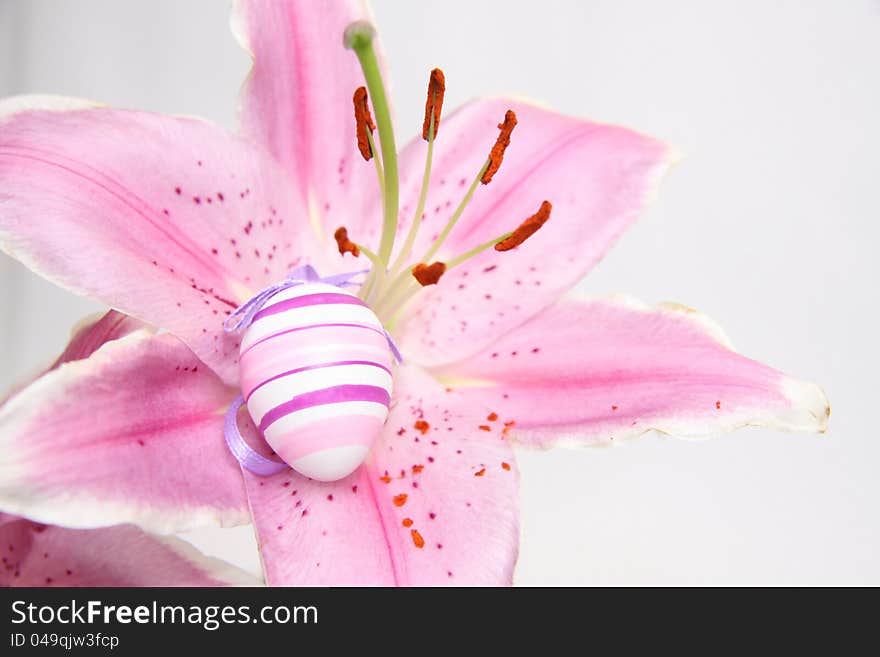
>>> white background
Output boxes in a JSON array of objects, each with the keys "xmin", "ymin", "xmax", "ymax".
[{"xmin": 0, "ymin": 0, "xmax": 876, "ymax": 585}]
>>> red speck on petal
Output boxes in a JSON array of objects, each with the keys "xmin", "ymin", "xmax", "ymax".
[
  {"xmin": 393, "ymin": 494, "xmax": 408, "ymax": 507},
  {"xmin": 478, "ymin": 425, "xmax": 491, "ymax": 432},
  {"xmin": 716, "ymin": 400, "xmax": 722, "ymax": 409},
  {"xmin": 487, "ymin": 412, "xmax": 499, "ymax": 422},
  {"xmin": 612, "ymin": 405, "xmax": 619, "ymax": 411},
  {"xmin": 414, "ymin": 420, "xmax": 430, "ymax": 435},
  {"xmin": 402, "ymin": 518, "xmax": 413, "ymax": 528},
  {"xmin": 412, "ymin": 465, "xmax": 424, "ymax": 474},
  {"xmin": 380, "ymin": 475, "xmax": 392, "ymax": 484},
  {"xmin": 502, "ymin": 462, "xmax": 511, "ymax": 471},
  {"xmin": 411, "ymin": 529, "xmax": 425, "ymax": 549},
  {"xmin": 474, "ymin": 468, "xmax": 486, "ymax": 477}
]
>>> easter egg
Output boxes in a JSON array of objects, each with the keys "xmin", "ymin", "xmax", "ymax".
[{"xmin": 238, "ymin": 281, "xmax": 393, "ymax": 481}]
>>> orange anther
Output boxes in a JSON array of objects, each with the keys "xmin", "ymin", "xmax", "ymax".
[
  {"xmin": 481, "ymin": 110, "xmax": 517, "ymax": 184},
  {"xmin": 353, "ymin": 86, "xmax": 375, "ymax": 161},
  {"xmin": 412, "ymin": 261, "xmax": 447, "ymax": 286},
  {"xmin": 495, "ymin": 201, "xmax": 552, "ymax": 251},
  {"xmin": 334, "ymin": 226, "xmax": 360, "ymax": 257},
  {"xmin": 422, "ymin": 68, "xmax": 446, "ymax": 140}
]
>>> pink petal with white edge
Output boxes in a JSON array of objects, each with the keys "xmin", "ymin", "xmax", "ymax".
[
  {"xmin": 0, "ymin": 514, "xmax": 257, "ymax": 587},
  {"xmin": 0, "ymin": 309, "xmax": 147, "ymax": 406},
  {"xmin": 233, "ymin": 0, "xmax": 389, "ymax": 246},
  {"xmin": 49, "ymin": 310, "xmax": 150, "ymax": 370},
  {"xmin": 0, "ymin": 330, "xmax": 248, "ymax": 533},
  {"xmin": 392, "ymin": 98, "xmax": 676, "ymax": 367},
  {"xmin": 242, "ymin": 366, "xmax": 519, "ymax": 586},
  {"xmin": 0, "ymin": 96, "xmax": 320, "ymax": 385},
  {"xmin": 433, "ymin": 297, "xmax": 829, "ymax": 447}
]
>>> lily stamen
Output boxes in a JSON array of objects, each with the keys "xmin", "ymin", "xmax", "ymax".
[
  {"xmin": 353, "ymin": 86, "xmax": 375, "ymax": 161},
  {"xmin": 412, "ymin": 261, "xmax": 446, "ymax": 286},
  {"xmin": 419, "ymin": 109, "xmax": 516, "ymax": 265},
  {"xmin": 481, "ymin": 110, "xmax": 517, "ymax": 185},
  {"xmin": 386, "ymin": 69, "xmax": 445, "ymax": 289},
  {"xmin": 495, "ymin": 200, "xmax": 552, "ymax": 251},
  {"xmin": 371, "ymin": 106, "xmax": 520, "ymax": 317},
  {"xmin": 422, "ymin": 68, "xmax": 445, "ymax": 140},
  {"xmin": 334, "ymin": 226, "xmax": 360, "ymax": 257},
  {"xmin": 376, "ymin": 201, "xmax": 553, "ymax": 324}
]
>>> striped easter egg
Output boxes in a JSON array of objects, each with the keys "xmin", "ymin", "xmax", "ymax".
[{"xmin": 238, "ymin": 281, "xmax": 393, "ymax": 482}]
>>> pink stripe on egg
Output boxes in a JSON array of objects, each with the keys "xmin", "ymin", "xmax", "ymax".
[
  {"xmin": 244, "ymin": 360, "xmax": 391, "ymax": 403},
  {"xmin": 269, "ymin": 414, "xmax": 384, "ymax": 463},
  {"xmin": 240, "ymin": 322, "xmax": 386, "ymax": 357},
  {"xmin": 253, "ymin": 292, "xmax": 366, "ymax": 322},
  {"xmin": 259, "ymin": 384, "xmax": 391, "ymax": 431}
]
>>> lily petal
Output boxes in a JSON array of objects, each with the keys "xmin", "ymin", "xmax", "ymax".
[
  {"xmin": 49, "ymin": 310, "xmax": 150, "ymax": 370},
  {"xmin": 233, "ymin": 0, "xmax": 388, "ymax": 244},
  {"xmin": 242, "ymin": 366, "xmax": 519, "ymax": 586},
  {"xmin": 433, "ymin": 297, "xmax": 829, "ymax": 446},
  {"xmin": 0, "ymin": 309, "xmax": 147, "ymax": 406},
  {"xmin": 0, "ymin": 330, "xmax": 248, "ymax": 533},
  {"xmin": 0, "ymin": 96, "xmax": 316, "ymax": 385},
  {"xmin": 393, "ymin": 98, "xmax": 675, "ymax": 366},
  {"xmin": 0, "ymin": 513, "xmax": 257, "ymax": 586}
]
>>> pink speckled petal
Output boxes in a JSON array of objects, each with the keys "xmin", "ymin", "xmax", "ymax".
[
  {"xmin": 0, "ymin": 514, "xmax": 256, "ymax": 587},
  {"xmin": 0, "ymin": 330, "xmax": 248, "ymax": 533},
  {"xmin": 393, "ymin": 98, "xmax": 675, "ymax": 367},
  {"xmin": 0, "ymin": 96, "xmax": 318, "ymax": 385},
  {"xmin": 242, "ymin": 365, "xmax": 519, "ymax": 586},
  {"xmin": 433, "ymin": 297, "xmax": 830, "ymax": 446},
  {"xmin": 233, "ymin": 0, "xmax": 388, "ymax": 245}
]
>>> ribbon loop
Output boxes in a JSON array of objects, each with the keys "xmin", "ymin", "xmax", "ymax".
[{"xmin": 224, "ymin": 396, "xmax": 288, "ymax": 476}]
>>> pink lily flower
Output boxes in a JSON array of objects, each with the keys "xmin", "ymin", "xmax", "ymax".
[{"xmin": 0, "ymin": 0, "xmax": 828, "ymax": 586}]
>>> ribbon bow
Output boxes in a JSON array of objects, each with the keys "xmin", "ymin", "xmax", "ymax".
[
  {"xmin": 223, "ymin": 264, "xmax": 369, "ymax": 333},
  {"xmin": 222, "ymin": 264, "xmax": 402, "ymax": 363}
]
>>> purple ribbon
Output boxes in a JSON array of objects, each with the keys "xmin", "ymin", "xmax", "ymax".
[
  {"xmin": 222, "ymin": 263, "xmax": 402, "ymax": 363},
  {"xmin": 223, "ymin": 264, "xmax": 368, "ymax": 333},
  {"xmin": 224, "ymin": 396, "xmax": 288, "ymax": 476}
]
